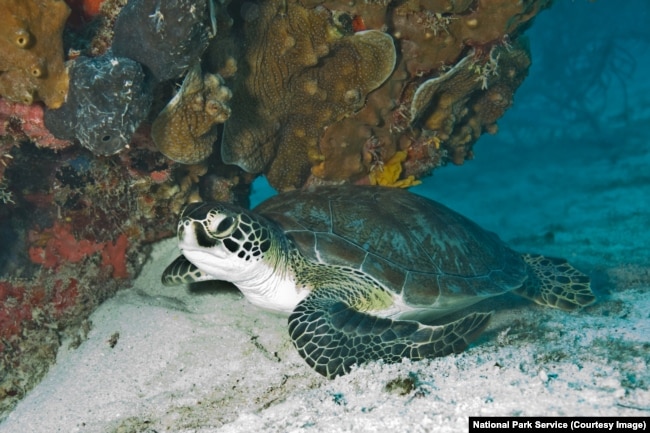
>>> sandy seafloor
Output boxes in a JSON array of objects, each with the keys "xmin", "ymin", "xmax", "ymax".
[{"xmin": 2, "ymin": 3, "xmax": 650, "ymax": 433}]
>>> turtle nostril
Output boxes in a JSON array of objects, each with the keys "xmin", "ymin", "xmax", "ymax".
[{"xmin": 177, "ymin": 223, "xmax": 186, "ymax": 240}]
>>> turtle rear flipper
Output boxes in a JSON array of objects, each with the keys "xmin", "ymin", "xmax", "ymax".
[
  {"xmin": 515, "ymin": 253, "xmax": 595, "ymax": 311},
  {"xmin": 162, "ymin": 255, "xmax": 216, "ymax": 286},
  {"xmin": 288, "ymin": 294, "xmax": 491, "ymax": 378}
]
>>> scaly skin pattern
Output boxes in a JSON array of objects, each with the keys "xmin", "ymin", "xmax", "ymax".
[{"xmin": 287, "ymin": 253, "xmax": 492, "ymax": 378}]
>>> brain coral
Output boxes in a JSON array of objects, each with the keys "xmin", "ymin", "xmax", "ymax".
[
  {"xmin": 208, "ymin": 0, "xmax": 547, "ymax": 191},
  {"xmin": 0, "ymin": 0, "xmax": 70, "ymax": 108}
]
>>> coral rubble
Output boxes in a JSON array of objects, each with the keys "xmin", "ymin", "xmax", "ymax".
[
  {"xmin": 0, "ymin": 0, "xmax": 70, "ymax": 108},
  {"xmin": 43, "ymin": 54, "xmax": 152, "ymax": 155}
]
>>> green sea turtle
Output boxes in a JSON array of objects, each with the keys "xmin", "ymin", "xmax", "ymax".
[{"xmin": 162, "ymin": 185, "xmax": 595, "ymax": 378}]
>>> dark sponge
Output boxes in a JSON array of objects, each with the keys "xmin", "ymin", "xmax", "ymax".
[
  {"xmin": 44, "ymin": 53, "xmax": 152, "ymax": 156},
  {"xmin": 112, "ymin": 0, "xmax": 211, "ymax": 83}
]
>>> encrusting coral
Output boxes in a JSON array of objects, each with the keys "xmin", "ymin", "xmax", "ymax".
[
  {"xmin": 210, "ymin": 0, "xmax": 548, "ymax": 190},
  {"xmin": 407, "ymin": 42, "xmax": 531, "ymax": 166},
  {"xmin": 28, "ymin": 221, "xmax": 129, "ymax": 279},
  {"xmin": 0, "ymin": 0, "xmax": 70, "ymax": 108},
  {"xmin": 368, "ymin": 150, "xmax": 421, "ymax": 188},
  {"xmin": 152, "ymin": 63, "xmax": 232, "ymax": 164},
  {"xmin": 0, "ymin": 99, "xmax": 73, "ymax": 152},
  {"xmin": 218, "ymin": 0, "xmax": 396, "ymax": 191}
]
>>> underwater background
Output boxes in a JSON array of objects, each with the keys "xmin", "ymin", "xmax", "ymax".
[{"xmin": 1, "ymin": 0, "xmax": 649, "ymax": 431}]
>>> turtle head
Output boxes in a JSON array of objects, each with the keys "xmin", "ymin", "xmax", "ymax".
[{"xmin": 177, "ymin": 202, "xmax": 277, "ymax": 281}]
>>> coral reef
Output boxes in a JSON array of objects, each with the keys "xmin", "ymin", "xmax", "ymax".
[
  {"xmin": 0, "ymin": 133, "xmax": 220, "ymax": 418},
  {"xmin": 218, "ymin": 0, "xmax": 396, "ymax": 190},
  {"xmin": 0, "ymin": 278, "xmax": 64, "ymax": 413},
  {"xmin": 43, "ymin": 53, "xmax": 152, "ymax": 156},
  {"xmin": 211, "ymin": 0, "xmax": 546, "ymax": 190},
  {"xmin": 65, "ymin": 0, "xmax": 107, "ymax": 28},
  {"xmin": 28, "ymin": 221, "xmax": 129, "ymax": 279},
  {"xmin": 407, "ymin": 42, "xmax": 531, "ymax": 167},
  {"xmin": 0, "ymin": 99, "xmax": 73, "ymax": 151},
  {"xmin": 367, "ymin": 150, "xmax": 421, "ymax": 188},
  {"xmin": 152, "ymin": 63, "xmax": 232, "ymax": 164},
  {"xmin": 0, "ymin": 0, "xmax": 70, "ymax": 108},
  {"xmin": 85, "ymin": 0, "xmax": 129, "ymax": 56},
  {"xmin": 112, "ymin": 0, "xmax": 211, "ymax": 82}
]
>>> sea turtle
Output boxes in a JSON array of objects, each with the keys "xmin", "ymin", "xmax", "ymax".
[{"xmin": 162, "ymin": 185, "xmax": 595, "ymax": 378}]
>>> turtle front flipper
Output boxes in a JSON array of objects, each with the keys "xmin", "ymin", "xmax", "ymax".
[
  {"xmin": 162, "ymin": 255, "xmax": 216, "ymax": 286},
  {"xmin": 516, "ymin": 253, "xmax": 595, "ymax": 311},
  {"xmin": 288, "ymin": 293, "xmax": 491, "ymax": 378}
]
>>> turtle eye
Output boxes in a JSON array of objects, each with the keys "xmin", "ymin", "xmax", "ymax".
[{"xmin": 213, "ymin": 216, "xmax": 236, "ymax": 236}]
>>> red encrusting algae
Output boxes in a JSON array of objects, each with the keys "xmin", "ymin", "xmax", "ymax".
[
  {"xmin": 0, "ymin": 99, "xmax": 73, "ymax": 151},
  {"xmin": 101, "ymin": 234, "xmax": 129, "ymax": 279},
  {"xmin": 28, "ymin": 222, "xmax": 130, "ymax": 279}
]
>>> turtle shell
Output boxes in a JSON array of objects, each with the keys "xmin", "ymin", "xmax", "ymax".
[{"xmin": 254, "ymin": 185, "xmax": 527, "ymax": 311}]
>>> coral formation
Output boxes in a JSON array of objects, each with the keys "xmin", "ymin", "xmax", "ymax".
[
  {"xmin": 0, "ymin": 99, "xmax": 73, "ymax": 151},
  {"xmin": 0, "ymin": 278, "xmax": 62, "ymax": 412},
  {"xmin": 211, "ymin": 0, "xmax": 546, "ymax": 190},
  {"xmin": 65, "ymin": 0, "xmax": 107, "ymax": 28},
  {"xmin": 219, "ymin": 0, "xmax": 396, "ymax": 191},
  {"xmin": 28, "ymin": 222, "xmax": 104, "ymax": 268},
  {"xmin": 152, "ymin": 63, "xmax": 232, "ymax": 164},
  {"xmin": 28, "ymin": 222, "xmax": 129, "ymax": 279},
  {"xmin": 85, "ymin": 0, "xmax": 129, "ymax": 56},
  {"xmin": 368, "ymin": 150, "xmax": 421, "ymax": 188},
  {"xmin": 43, "ymin": 53, "xmax": 152, "ymax": 155},
  {"xmin": 0, "ymin": 131, "xmax": 206, "ymax": 416},
  {"xmin": 112, "ymin": 0, "xmax": 211, "ymax": 82},
  {"xmin": 408, "ymin": 42, "xmax": 531, "ymax": 166},
  {"xmin": 0, "ymin": 0, "xmax": 70, "ymax": 108}
]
